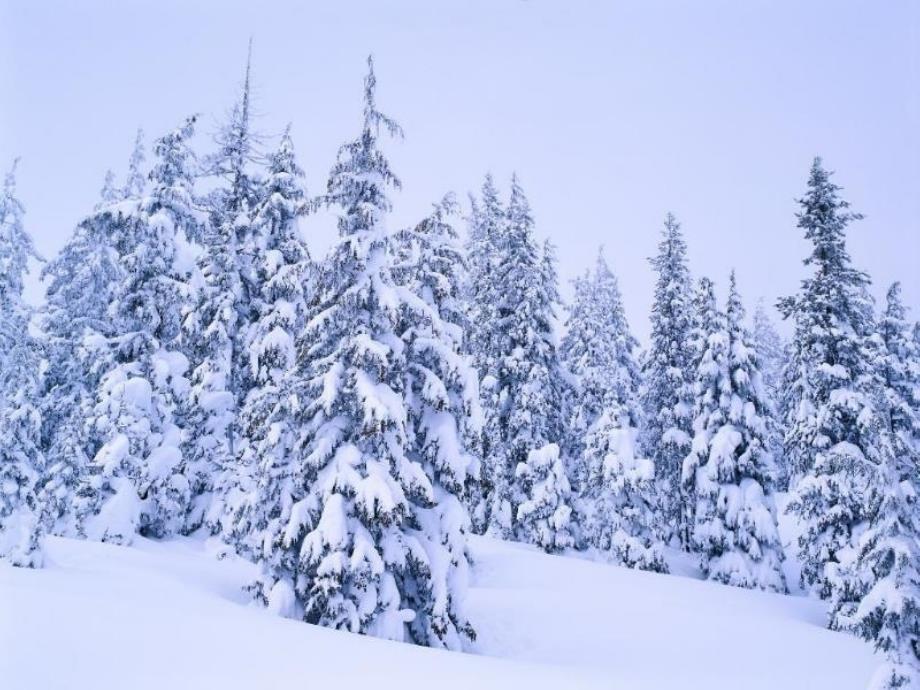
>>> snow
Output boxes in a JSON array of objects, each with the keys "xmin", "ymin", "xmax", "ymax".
[{"xmin": 0, "ymin": 533, "xmax": 877, "ymax": 689}]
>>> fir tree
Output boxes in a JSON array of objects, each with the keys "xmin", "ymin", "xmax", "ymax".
[
  {"xmin": 878, "ymin": 283, "xmax": 920, "ymax": 480},
  {"xmin": 465, "ymin": 174, "xmax": 504, "ymax": 380},
  {"xmin": 781, "ymin": 158, "xmax": 891, "ymax": 599},
  {"xmin": 752, "ymin": 300, "xmax": 788, "ymax": 490},
  {"xmin": 249, "ymin": 58, "xmax": 474, "ymax": 648},
  {"xmin": 230, "ymin": 128, "xmax": 312, "ymax": 552},
  {"xmin": 481, "ymin": 176, "xmax": 571, "ymax": 544},
  {"xmin": 515, "ymin": 443, "xmax": 575, "ymax": 553},
  {"xmin": 833, "ymin": 458, "xmax": 920, "ymax": 689},
  {"xmin": 560, "ymin": 249, "xmax": 650, "ymax": 554},
  {"xmin": 561, "ymin": 249, "xmax": 641, "ymax": 462},
  {"xmin": 183, "ymin": 43, "xmax": 264, "ymax": 532},
  {"xmin": 0, "ymin": 160, "xmax": 45, "ymax": 567},
  {"xmin": 582, "ymin": 407, "xmax": 667, "ymax": 572},
  {"xmin": 829, "ymin": 283, "xmax": 920, "ymax": 688},
  {"xmin": 392, "ymin": 193, "xmax": 480, "ymax": 646},
  {"xmin": 639, "ymin": 213, "xmax": 694, "ymax": 548},
  {"xmin": 40, "ymin": 136, "xmax": 146, "ymax": 536},
  {"xmin": 463, "ymin": 175, "xmax": 505, "ymax": 532},
  {"xmin": 123, "ymin": 128, "xmax": 147, "ymax": 200},
  {"xmin": 683, "ymin": 273, "xmax": 786, "ymax": 592},
  {"xmin": 78, "ymin": 118, "xmax": 200, "ymax": 544}
]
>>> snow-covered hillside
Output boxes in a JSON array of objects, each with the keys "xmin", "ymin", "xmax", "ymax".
[{"xmin": 0, "ymin": 535, "xmax": 876, "ymax": 689}]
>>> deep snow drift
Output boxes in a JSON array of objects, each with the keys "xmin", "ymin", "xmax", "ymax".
[{"xmin": 0, "ymin": 535, "xmax": 876, "ymax": 689}]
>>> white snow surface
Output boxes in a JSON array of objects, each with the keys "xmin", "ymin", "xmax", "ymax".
[{"xmin": 0, "ymin": 534, "xmax": 876, "ymax": 689}]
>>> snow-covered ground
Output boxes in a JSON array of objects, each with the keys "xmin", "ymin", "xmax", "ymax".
[{"xmin": 0, "ymin": 534, "xmax": 876, "ymax": 689}]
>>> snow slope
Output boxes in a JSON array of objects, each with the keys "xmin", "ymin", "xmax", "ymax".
[{"xmin": 0, "ymin": 535, "xmax": 876, "ymax": 689}]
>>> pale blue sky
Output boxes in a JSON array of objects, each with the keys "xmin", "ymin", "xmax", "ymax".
[{"xmin": 2, "ymin": 0, "xmax": 918, "ymax": 340}]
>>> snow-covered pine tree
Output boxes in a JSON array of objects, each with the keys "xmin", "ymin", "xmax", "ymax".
[
  {"xmin": 833, "ymin": 455, "xmax": 920, "ymax": 689},
  {"xmin": 463, "ymin": 175, "xmax": 505, "ymax": 532},
  {"xmin": 391, "ymin": 192, "xmax": 479, "ymax": 647},
  {"xmin": 78, "ymin": 117, "xmax": 200, "ymax": 544},
  {"xmin": 582, "ymin": 404, "xmax": 667, "ymax": 571},
  {"xmin": 0, "ymin": 161, "xmax": 45, "ymax": 567},
  {"xmin": 560, "ymin": 249, "xmax": 653, "ymax": 558},
  {"xmin": 124, "ymin": 128, "xmax": 147, "ymax": 200},
  {"xmin": 182, "ymin": 44, "xmax": 264, "ymax": 533},
  {"xmin": 828, "ymin": 282, "xmax": 920, "ymax": 688},
  {"xmin": 229, "ymin": 127, "xmax": 312, "ymax": 552},
  {"xmin": 481, "ymin": 176, "xmax": 573, "ymax": 547},
  {"xmin": 639, "ymin": 213, "xmax": 694, "ymax": 548},
  {"xmin": 465, "ymin": 174, "xmax": 504, "ymax": 381},
  {"xmin": 515, "ymin": 443, "xmax": 575, "ymax": 553},
  {"xmin": 683, "ymin": 272, "xmax": 785, "ymax": 591},
  {"xmin": 40, "ymin": 135, "xmax": 146, "ymax": 536},
  {"xmin": 249, "ymin": 57, "xmax": 474, "ymax": 647},
  {"xmin": 781, "ymin": 158, "xmax": 891, "ymax": 599},
  {"xmin": 877, "ymin": 283, "xmax": 920, "ymax": 480},
  {"xmin": 681, "ymin": 276, "xmax": 724, "ymax": 539},
  {"xmin": 752, "ymin": 300, "xmax": 789, "ymax": 490},
  {"xmin": 561, "ymin": 249, "xmax": 641, "ymax": 469}
]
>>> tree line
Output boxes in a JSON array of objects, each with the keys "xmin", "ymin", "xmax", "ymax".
[{"xmin": 0, "ymin": 55, "xmax": 916, "ymax": 686}]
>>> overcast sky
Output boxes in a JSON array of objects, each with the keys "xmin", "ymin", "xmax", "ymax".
[{"xmin": 2, "ymin": 0, "xmax": 918, "ymax": 341}]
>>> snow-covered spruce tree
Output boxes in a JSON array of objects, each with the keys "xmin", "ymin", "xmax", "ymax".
[
  {"xmin": 560, "ymin": 249, "xmax": 654, "ymax": 560},
  {"xmin": 249, "ymin": 58, "xmax": 474, "ymax": 647},
  {"xmin": 683, "ymin": 273, "xmax": 785, "ymax": 592},
  {"xmin": 561, "ymin": 249, "xmax": 641, "ymax": 468},
  {"xmin": 752, "ymin": 300, "xmax": 789, "ymax": 490},
  {"xmin": 681, "ymin": 277, "xmax": 723, "ymax": 550},
  {"xmin": 0, "ymin": 161, "xmax": 45, "ymax": 567},
  {"xmin": 390, "ymin": 193, "xmax": 480, "ymax": 646},
  {"xmin": 877, "ymin": 283, "xmax": 920, "ymax": 481},
  {"xmin": 230, "ymin": 128, "xmax": 312, "ymax": 552},
  {"xmin": 827, "ymin": 282, "xmax": 920, "ymax": 688},
  {"xmin": 582, "ymin": 406, "xmax": 667, "ymax": 572},
  {"xmin": 463, "ymin": 174, "xmax": 505, "ymax": 532},
  {"xmin": 639, "ymin": 212, "xmax": 694, "ymax": 548},
  {"xmin": 78, "ymin": 117, "xmax": 200, "ymax": 544},
  {"xmin": 182, "ymin": 46, "xmax": 264, "ymax": 533},
  {"xmin": 40, "ymin": 135, "xmax": 146, "ymax": 536},
  {"xmin": 515, "ymin": 443, "xmax": 575, "ymax": 553},
  {"xmin": 781, "ymin": 158, "xmax": 891, "ymax": 599},
  {"xmin": 465, "ymin": 173, "xmax": 504, "ymax": 380},
  {"xmin": 833, "ymin": 456, "xmax": 920, "ymax": 689},
  {"xmin": 481, "ymin": 176, "xmax": 573, "ymax": 547}
]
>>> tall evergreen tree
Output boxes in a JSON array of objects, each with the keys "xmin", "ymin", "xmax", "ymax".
[
  {"xmin": 681, "ymin": 277, "xmax": 722, "ymax": 545},
  {"xmin": 781, "ymin": 158, "xmax": 891, "ymax": 599},
  {"xmin": 248, "ymin": 58, "xmax": 474, "ymax": 647},
  {"xmin": 640, "ymin": 213, "xmax": 694, "ymax": 548},
  {"xmin": 683, "ymin": 273, "xmax": 786, "ymax": 591},
  {"xmin": 481, "ymin": 176, "xmax": 572, "ymax": 545},
  {"xmin": 183, "ymin": 44, "xmax": 264, "ymax": 532},
  {"xmin": 40, "ymin": 136, "xmax": 146, "ymax": 536},
  {"xmin": 515, "ymin": 443, "xmax": 575, "ymax": 553},
  {"xmin": 752, "ymin": 300, "xmax": 788, "ymax": 490},
  {"xmin": 833, "ymin": 454, "xmax": 920, "ymax": 689},
  {"xmin": 392, "ymin": 193, "xmax": 480, "ymax": 646},
  {"xmin": 464, "ymin": 174, "xmax": 504, "ymax": 380},
  {"xmin": 230, "ymin": 128, "xmax": 312, "ymax": 551},
  {"xmin": 561, "ymin": 250, "xmax": 641, "ymax": 463},
  {"xmin": 561, "ymin": 249, "xmax": 652, "ymax": 557},
  {"xmin": 78, "ymin": 117, "xmax": 200, "ymax": 544},
  {"xmin": 877, "ymin": 283, "xmax": 920, "ymax": 480},
  {"xmin": 0, "ymin": 161, "xmax": 45, "ymax": 567},
  {"xmin": 582, "ymin": 406, "xmax": 667, "ymax": 572},
  {"xmin": 463, "ymin": 175, "xmax": 505, "ymax": 531},
  {"xmin": 829, "ymin": 282, "xmax": 920, "ymax": 688}
]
